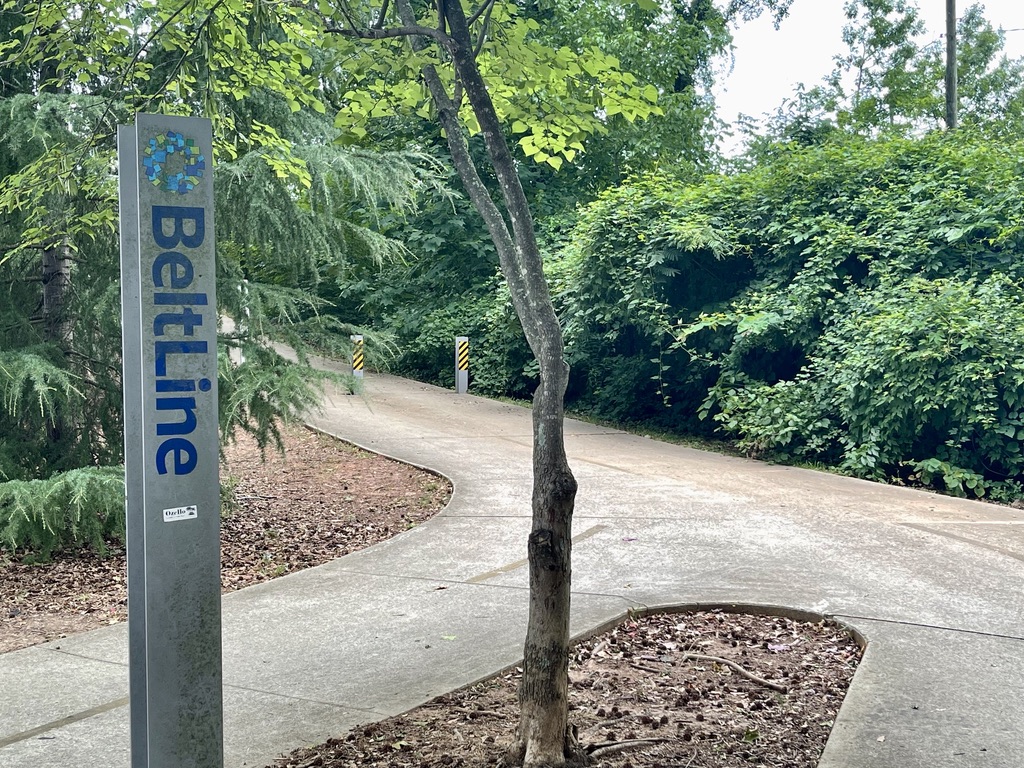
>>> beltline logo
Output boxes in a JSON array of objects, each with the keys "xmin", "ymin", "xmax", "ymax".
[
  {"xmin": 150, "ymin": 205, "xmax": 210, "ymax": 476},
  {"xmin": 142, "ymin": 131, "xmax": 206, "ymax": 195}
]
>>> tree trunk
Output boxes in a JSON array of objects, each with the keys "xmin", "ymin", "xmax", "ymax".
[
  {"xmin": 945, "ymin": 0, "xmax": 958, "ymax": 130},
  {"xmin": 390, "ymin": 2, "xmax": 579, "ymax": 764},
  {"xmin": 38, "ymin": 47, "xmax": 73, "ymax": 444},
  {"xmin": 41, "ymin": 245, "xmax": 72, "ymax": 344},
  {"xmin": 41, "ymin": 243, "xmax": 72, "ymax": 444},
  {"xmin": 517, "ymin": 365, "xmax": 577, "ymax": 768}
]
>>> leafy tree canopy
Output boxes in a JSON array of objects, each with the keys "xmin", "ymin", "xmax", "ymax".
[{"xmin": 744, "ymin": 0, "xmax": 1024, "ymax": 149}]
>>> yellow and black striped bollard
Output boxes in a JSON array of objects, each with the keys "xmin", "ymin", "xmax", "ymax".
[
  {"xmin": 350, "ymin": 334, "xmax": 364, "ymax": 379},
  {"xmin": 456, "ymin": 336, "xmax": 469, "ymax": 394}
]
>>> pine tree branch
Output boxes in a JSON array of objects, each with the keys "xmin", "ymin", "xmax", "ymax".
[{"xmin": 66, "ymin": 349, "xmax": 122, "ymax": 381}]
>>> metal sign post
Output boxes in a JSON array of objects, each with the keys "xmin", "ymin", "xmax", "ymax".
[
  {"xmin": 351, "ymin": 334, "xmax": 364, "ymax": 378},
  {"xmin": 455, "ymin": 336, "xmax": 469, "ymax": 394},
  {"xmin": 119, "ymin": 114, "xmax": 223, "ymax": 768}
]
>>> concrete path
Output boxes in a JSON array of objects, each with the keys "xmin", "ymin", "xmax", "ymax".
[{"xmin": 2, "ymin": 373, "xmax": 1023, "ymax": 767}]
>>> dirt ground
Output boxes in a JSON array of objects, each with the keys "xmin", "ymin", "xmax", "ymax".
[
  {"xmin": 271, "ymin": 611, "xmax": 860, "ymax": 768},
  {"xmin": 1, "ymin": 424, "xmax": 861, "ymax": 767},
  {"xmin": 0, "ymin": 424, "xmax": 450, "ymax": 653}
]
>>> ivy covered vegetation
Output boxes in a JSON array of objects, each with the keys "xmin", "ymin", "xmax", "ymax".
[
  {"xmin": 4, "ymin": 0, "xmax": 1024, "ymax": 557},
  {"xmin": 575, "ymin": 132, "xmax": 1024, "ymax": 501},
  {"xmin": 348, "ymin": 0, "xmax": 1024, "ymax": 504}
]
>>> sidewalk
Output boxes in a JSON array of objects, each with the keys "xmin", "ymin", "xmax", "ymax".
[{"xmin": 2, "ymin": 373, "xmax": 1023, "ymax": 767}]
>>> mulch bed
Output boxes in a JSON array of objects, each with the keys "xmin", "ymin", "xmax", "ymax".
[
  {"xmin": 0, "ymin": 424, "xmax": 450, "ymax": 653},
  {"xmin": 273, "ymin": 611, "xmax": 861, "ymax": 768}
]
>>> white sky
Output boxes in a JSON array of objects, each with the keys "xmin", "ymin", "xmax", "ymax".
[{"xmin": 714, "ymin": 0, "xmax": 1024, "ymax": 132}]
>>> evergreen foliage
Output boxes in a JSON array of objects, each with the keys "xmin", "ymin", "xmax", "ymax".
[
  {"xmin": 0, "ymin": 467, "xmax": 125, "ymax": 557},
  {"xmin": 0, "ymin": 10, "xmax": 433, "ymax": 555}
]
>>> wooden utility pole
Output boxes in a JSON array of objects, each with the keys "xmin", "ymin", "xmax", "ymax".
[{"xmin": 946, "ymin": 0, "xmax": 958, "ymax": 129}]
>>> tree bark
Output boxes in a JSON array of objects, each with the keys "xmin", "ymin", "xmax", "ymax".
[
  {"xmin": 945, "ymin": 0, "xmax": 958, "ymax": 130},
  {"xmin": 40, "ymin": 243, "xmax": 72, "ymax": 444},
  {"xmin": 41, "ymin": 245, "xmax": 72, "ymax": 345},
  {"xmin": 38, "ymin": 51, "xmax": 73, "ymax": 444},
  {"xmin": 389, "ymin": 1, "xmax": 579, "ymax": 764}
]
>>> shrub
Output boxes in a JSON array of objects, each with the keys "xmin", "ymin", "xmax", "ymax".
[
  {"xmin": 706, "ymin": 275, "xmax": 1024, "ymax": 498},
  {"xmin": 0, "ymin": 467, "xmax": 125, "ymax": 558}
]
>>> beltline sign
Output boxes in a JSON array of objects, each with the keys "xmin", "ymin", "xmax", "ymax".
[{"xmin": 119, "ymin": 113, "xmax": 223, "ymax": 768}]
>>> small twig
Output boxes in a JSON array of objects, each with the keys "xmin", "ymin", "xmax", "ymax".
[
  {"xmin": 453, "ymin": 706, "xmax": 502, "ymax": 718},
  {"xmin": 682, "ymin": 653, "xmax": 788, "ymax": 694},
  {"xmin": 471, "ymin": 0, "xmax": 494, "ymax": 58},
  {"xmin": 587, "ymin": 738, "xmax": 669, "ymax": 758},
  {"xmin": 630, "ymin": 662, "xmax": 662, "ymax": 674},
  {"xmin": 592, "ymin": 715, "xmax": 627, "ymax": 727},
  {"xmin": 639, "ymin": 654, "xmax": 671, "ymax": 664},
  {"xmin": 466, "ymin": 0, "xmax": 495, "ymax": 26},
  {"xmin": 324, "ymin": 20, "xmax": 455, "ymax": 49}
]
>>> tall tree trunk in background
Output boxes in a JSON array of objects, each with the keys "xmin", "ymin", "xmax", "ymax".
[
  {"xmin": 40, "ymin": 244, "xmax": 73, "ymax": 448},
  {"xmin": 38, "ymin": 50, "xmax": 73, "ymax": 444},
  {"xmin": 41, "ymin": 246, "xmax": 72, "ymax": 347},
  {"xmin": 946, "ymin": 0, "xmax": 958, "ymax": 129},
  {"xmin": 392, "ymin": 1, "xmax": 579, "ymax": 764}
]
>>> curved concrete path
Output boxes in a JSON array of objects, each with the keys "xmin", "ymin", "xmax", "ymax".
[{"xmin": 2, "ymin": 373, "xmax": 1023, "ymax": 767}]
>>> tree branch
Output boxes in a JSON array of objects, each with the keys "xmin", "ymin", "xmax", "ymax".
[
  {"xmin": 472, "ymin": 0, "xmax": 495, "ymax": 59},
  {"xmin": 467, "ymin": 0, "xmax": 496, "ymax": 27},
  {"xmin": 324, "ymin": 20, "xmax": 454, "ymax": 48},
  {"xmin": 390, "ymin": 0, "xmax": 539, "ymax": 347},
  {"xmin": 440, "ymin": 0, "xmax": 556, "ymax": 357},
  {"xmin": 67, "ymin": 349, "xmax": 122, "ymax": 381},
  {"xmin": 683, "ymin": 653, "xmax": 789, "ymax": 694},
  {"xmin": 587, "ymin": 739, "xmax": 669, "ymax": 759},
  {"xmin": 333, "ymin": 0, "xmax": 361, "ymax": 31},
  {"xmin": 371, "ymin": 0, "xmax": 390, "ymax": 29},
  {"xmin": 81, "ymin": 0, "xmax": 206, "ymax": 161}
]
